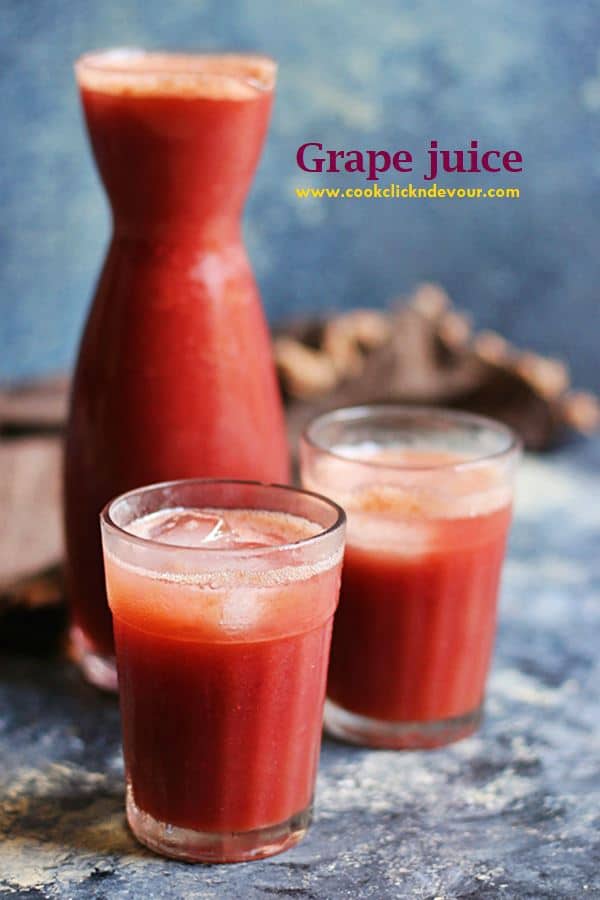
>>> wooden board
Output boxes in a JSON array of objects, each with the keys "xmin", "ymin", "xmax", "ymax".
[{"xmin": 0, "ymin": 436, "xmax": 63, "ymax": 588}]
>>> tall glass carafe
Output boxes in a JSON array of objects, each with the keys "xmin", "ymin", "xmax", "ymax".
[{"xmin": 65, "ymin": 50, "xmax": 289, "ymax": 689}]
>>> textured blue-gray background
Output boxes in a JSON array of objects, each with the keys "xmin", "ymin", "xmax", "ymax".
[{"xmin": 1, "ymin": 0, "xmax": 599, "ymax": 388}]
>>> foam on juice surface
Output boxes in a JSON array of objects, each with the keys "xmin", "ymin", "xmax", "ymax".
[
  {"xmin": 107, "ymin": 506, "xmax": 340, "ymax": 590},
  {"xmin": 304, "ymin": 445, "xmax": 512, "ymax": 554},
  {"xmin": 106, "ymin": 507, "xmax": 341, "ymax": 640},
  {"xmin": 310, "ymin": 446, "xmax": 511, "ymax": 516},
  {"xmin": 76, "ymin": 50, "xmax": 276, "ymax": 99}
]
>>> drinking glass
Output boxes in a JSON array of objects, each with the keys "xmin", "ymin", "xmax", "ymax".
[
  {"xmin": 300, "ymin": 406, "xmax": 520, "ymax": 749},
  {"xmin": 101, "ymin": 479, "xmax": 345, "ymax": 862}
]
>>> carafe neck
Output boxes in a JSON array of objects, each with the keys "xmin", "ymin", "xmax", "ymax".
[{"xmin": 79, "ymin": 81, "xmax": 273, "ymax": 236}]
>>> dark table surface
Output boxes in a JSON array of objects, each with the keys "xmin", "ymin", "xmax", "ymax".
[{"xmin": 1, "ymin": 441, "xmax": 599, "ymax": 900}]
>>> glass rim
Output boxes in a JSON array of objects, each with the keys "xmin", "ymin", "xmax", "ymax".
[
  {"xmin": 301, "ymin": 404, "xmax": 522, "ymax": 472},
  {"xmin": 101, "ymin": 478, "xmax": 346, "ymax": 557},
  {"xmin": 74, "ymin": 48, "xmax": 277, "ymax": 94}
]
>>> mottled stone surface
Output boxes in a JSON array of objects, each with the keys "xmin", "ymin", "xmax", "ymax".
[{"xmin": 1, "ymin": 443, "xmax": 599, "ymax": 898}]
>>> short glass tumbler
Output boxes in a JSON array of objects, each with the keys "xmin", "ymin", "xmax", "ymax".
[
  {"xmin": 100, "ymin": 479, "xmax": 345, "ymax": 862},
  {"xmin": 300, "ymin": 406, "xmax": 520, "ymax": 749}
]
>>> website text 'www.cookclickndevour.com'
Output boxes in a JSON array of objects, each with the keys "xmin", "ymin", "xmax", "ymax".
[{"xmin": 295, "ymin": 183, "xmax": 520, "ymax": 200}]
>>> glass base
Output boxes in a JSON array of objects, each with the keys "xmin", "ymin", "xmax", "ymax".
[
  {"xmin": 324, "ymin": 698, "xmax": 483, "ymax": 749},
  {"xmin": 126, "ymin": 784, "xmax": 312, "ymax": 863},
  {"xmin": 69, "ymin": 626, "xmax": 118, "ymax": 692}
]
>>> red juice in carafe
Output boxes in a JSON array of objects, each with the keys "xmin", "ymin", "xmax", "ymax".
[{"xmin": 65, "ymin": 52, "xmax": 289, "ymax": 685}]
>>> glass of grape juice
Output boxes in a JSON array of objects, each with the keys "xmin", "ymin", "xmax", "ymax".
[
  {"xmin": 100, "ymin": 479, "xmax": 345, "ymax": 863},
  {"xmin": 300, "ymin": 406, "xmax": 520, "ymax": 750}
]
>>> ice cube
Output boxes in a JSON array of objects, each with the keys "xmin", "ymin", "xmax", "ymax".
[
  {"xmin": 146, "ymin": 509, "xmax": 230, "ymax": 547},
  {"xmin": 218, "ymin": 587, "xmax": 265, "ymax": 631},
  {"xmin": 223, "ymin": 510, "xmax": 318, "ymax": 549}
]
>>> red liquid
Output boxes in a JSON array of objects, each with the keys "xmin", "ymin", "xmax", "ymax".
[
  {"xmin": 65, "ymin": 53, "xmax": 288, "ymax": 659},
  {"xmin": 304, "ymin": 448, "xmax": 513, "ymax": 728},
  {"xmin": 328, "ymin": 506, "xmax": 511, "ymax": 722},
  {"xmin": 105, "ymin": 508, "xmax": 341, "ymax": 835}
]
